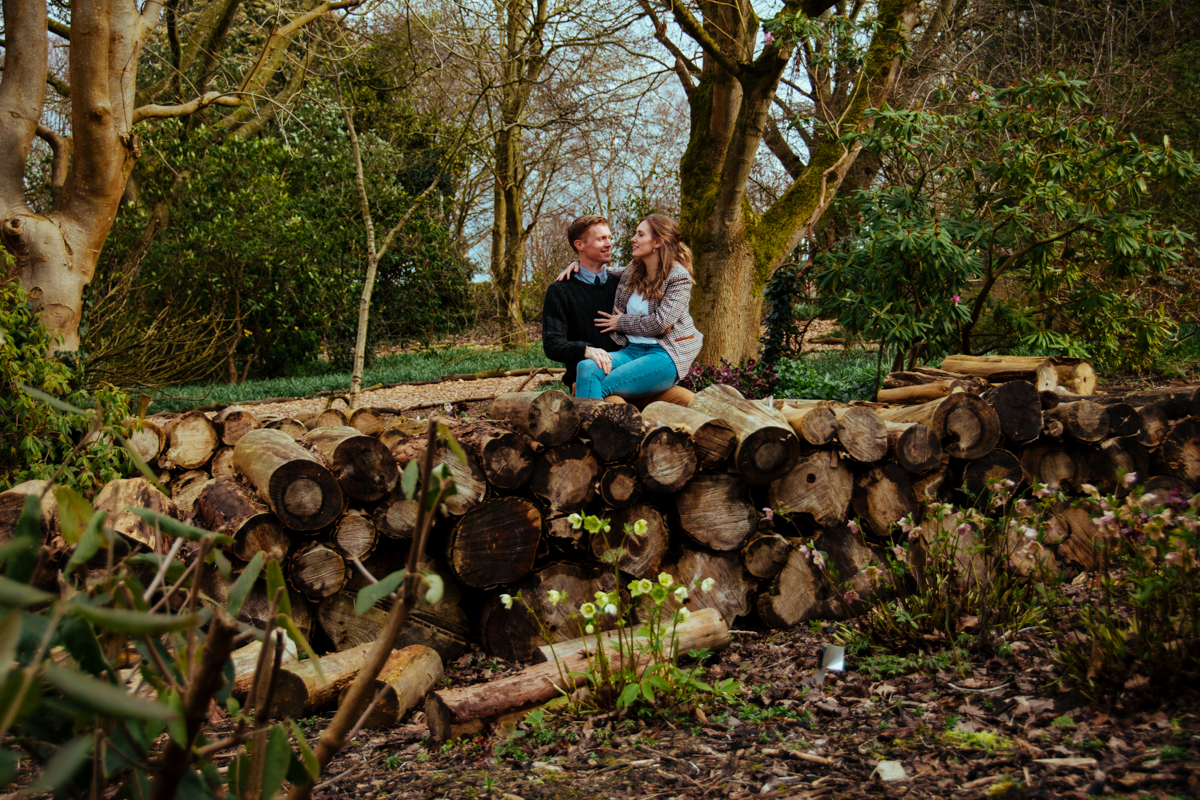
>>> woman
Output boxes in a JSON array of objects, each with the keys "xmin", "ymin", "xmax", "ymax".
[{"xmin": 570, "ymin": 214, "xmax": 703, "ymax": 400}]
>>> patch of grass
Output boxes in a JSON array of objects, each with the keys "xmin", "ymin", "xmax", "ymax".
[
  {"xmin": 940, "ymin": 729, "xmax": 1014, "ymax": 753},
  {"xmin": 147, "ymin": 345, "xmax": 555, "ymax": 412},
  {"xmin": 774, "ymin": 350, "xmax": 880, "ymax": 402},
  {"xmin": 855, "ymin": 649, "xmax": 968, "ymax": 679}
]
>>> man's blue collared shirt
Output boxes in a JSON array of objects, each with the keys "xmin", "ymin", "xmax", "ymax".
[{"xmin": 577, "ymin": 266, "xmax": 608, "ymax": 285}]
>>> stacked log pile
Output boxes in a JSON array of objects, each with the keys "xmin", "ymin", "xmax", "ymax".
[{"xmin": 5, "ymin": 362, "xmax": 1199, "ymax": 673}]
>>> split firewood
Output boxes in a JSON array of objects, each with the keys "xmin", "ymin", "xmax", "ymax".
[
  {"xmin": 877, "ymin": 394, "xmax": 1001, "ymax": 460},
  {"xmin": 672, "ymin": 473, "xmax": 757, "ymax": 551},
  {"xmin": 982, "ymin": 380, "xmax": 1043, "ymax": 443},
  {"xmin": 163, "ymin": 410, "xmax": 219, "ymax": 470},
  {"xmin": 192, "ymin": 479, "xmax": 290, "ymax": 562},
  {"xmin": 768, "ymin": 451, "xmax": 853, "ymax": 528},
  {"xmin": 639, "ymin": 402, "xmax": 737, "ymax": 466},
  {"xmin": 884, "ymin": 422, "xmax": 942, "ymax": 474},
  {"xmin": 637, "ymin": 424, "xmax": 698, "ymax": 493},
  {"xmin": 93, "ymin": 478, "xmax": 180, "ymax": 551},
  {"xmin": 301, "ymin": 426, "xmax": 399, "ymax": 502},
  {"xmin": 491, "ymin": 391, "xmax": 580, "ymax": 446},
  {"xmin": 233, "ymin": 428, "xmax": 343, "ymax": 531},
  {"xmin": 689, "ymin": 385, "xmax": 800, "ymax": 485},
  {"xmin": 215, "ymin": 408, "xmax": 259, "ymax": 446}
]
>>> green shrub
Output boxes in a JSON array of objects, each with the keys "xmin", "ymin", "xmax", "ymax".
[
  {"xmin": 0, "ymin": 267, "xmax": 132, "ymax": 495},
  {"xmin": 772, "ymin": 351, "xmax": 879, "ymax": 402}
]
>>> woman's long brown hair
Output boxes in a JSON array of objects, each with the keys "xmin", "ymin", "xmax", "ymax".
[{"xmin": 625, "ymin": 214, "xmax": 694, "ymax": 303}]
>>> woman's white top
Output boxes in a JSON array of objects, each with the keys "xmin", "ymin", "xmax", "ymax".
[{"xmin": 624, "ymin": 292, "xmax": 659, "ymax": 345}]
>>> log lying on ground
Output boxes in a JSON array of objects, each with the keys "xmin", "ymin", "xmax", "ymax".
[
  {"xmin": 1046, "ymin": 401, "xmax": 1110, "ymax": 443},
  {"xmin": 757, "ymin": 542, "xmax": 822, "ymax": 628},
  {"xmin": 660, "ymin": 548, "xmax": 756, "ymax": 626},
  {"xmin": 337, "ymin": 645, "xmax": 443, "ymax": 729},
  {"xmin": 768, "ymin": 452, "xmax": 853, "ymax": 528},
  {"xmin": 164, "ymin": 410, "xmax": 220, "ymax": 470},
  {"xmin": 877, "ymin": 393, "xmax": 1001, "ymax": 460},
  {"xmin": 741, "ymin": 534, "xmax": 791, "ymax": 580},
  {"xmin": 1020, "ymin": 442, "xmax": 1088, "ymax": 493},
  {"xmin": 876, "ymin": 380, "xmax": 979, "ymax": 405},
  {"xmin": 479, "ymin": 562, "xmax": 618, "ymax": 662},
  {"xmin": 126, "ymin": 418, "xmax": 166, "ymax": 464},
  {"xmin": 429, "ymin": 608, "xmax": 729, "ymax": 740},
  {"xmin": 852, "ymin": 463, "xmax": 919, "ymax": 537},
  {"xmin": 263, "ymin": 417, "xmax": 308, "ymax": 438},
  {"xmin": 93, "ymin": 478, "xmax": 179, "ymax": 551},
  {"xmin": 598, "ymin": 465, "xmax": 642, "ymax": 509},
  {"xmin": 289, "ymin": 542, "xmax": 346, "ymax": 599},
  {"xmin": 574, "ymin": 398, "xmax": 644, "ymax": 462},
  {"xmin": 532, "ymin": 606, "xmax": 727, "ymax": 663},
  {"xmin": 1157, "ymin": 417, "xmax": 1200, "ymax": 485},
  {"xmin": 349, "ymin": 407, "xmax": 385, "ymax": 437},
  {"xmin": 982, "ymin": 380, "xmax": 1043, "ymax": 443},
  {"xmin": 312, "ymin": 408, "xmax": 349, "ymax": 429},
  {"xmin": 0, "ymin": 480, "xmax": 59, "ymax": 543},
  {"xmin": 672, "ymin": 473, "xmax": 757, "ymax": 551},
  {"xmin": 1054, "ymin": 385, "xmax": 1200, "ymax": 419},
  {"xmin": 689, "ymin": 386, "xmax": 800, "ymax": 484},
  {"xmin": 884, "ymin": 422, "xmax": 942, "ymax": 474},
  {"xmin": 170, "ymin": 471, "xmax": 212, "ymax": 518},
  {"xmin": 776, "ymin": 402, "xmax": 837, "ymax": 447},
  {"xmin": 940, "ymin": 354, "xmax": 1096, "ymax": 394},
  {"xmin": 640, "ymin": 402, "xmax": 737, "ymax": 466},
  {"xmin": 301, "ymin": 426, "xmax": 399, "ymax": 502},
  {"xmin": 233, "ymin": 428, "xmax": 343, "ymax": 531},
  {"xmin": 229, "ymin": 635, "xmax": 299, "ymax": 698},
  {"xmin": 215, "ymin": 408, "xmax": 259, "ymax": 446},
  {"xmin": 334, "ymin": 510, "xmax": 377, "ymax": 561},
  {"xmin": 447, "ymin": 497, "xmax": 542, "ymax": 588},
  {"xmin": 192, "ymin": 479, "xmax": 290, "ymax": 562},
  {"xmin": 962, "ymin": 450, "xmax": 1024, "ymax": 497},
  {"xmin": 451, "ymin": 420, "xmax": 537, "ymax": 490},
  {"xmin": 530, "ymin": 442, "xmax": 601, "ymax": 511},
  {"xmin": 1136, "ymin": 404, "xmax": 1171, "ymax": 448},
  {"xmin": 491, "ymin": 391, "xmax": 579, "ymax": 446},
  {"xmin": 592, "ymin": 503, "xmax": 668, "ymax": 577},
  {"xmin": 637, "ymin": 424, "xmax": 698, "ymax": 493}
]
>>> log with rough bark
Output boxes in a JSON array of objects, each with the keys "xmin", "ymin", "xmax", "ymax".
[
  {"xmin": 126, "ymin": 418, "xmax": 166, "ymax": 464},
  {"xmin": 435, "ymin": 446, "xmax": 489, "ymax": 516},
  {"xmin": 1087, "ymin": 437, "xmax": 1150, "ymax": 495},
  {"xmin": 776, "ymin": 402, "xmax": 838, "ymax": 447},
  {"xmin": 962, "ymin": 450, "xmax": 1024, "ymax": 497},
  {"xmin": 1019, "ymin": 442, "xmax": 1088, "ymax": 493},
  {"xmin": 573, "ymin": 398, "xmax": 644, "ymax": 462},
  {"xmin": 447, "ymin": 497, "xmax": 542, "ymax": 588},
  {"xmin": 637, "ymin": 424, "xmax": 698, "ymax": 493},
  {"xmin": 884, "ymin": 422, "xmax": 942, "ymax": 474},
  {"xmin": 1054, "ymin": 385, "xmax": 1200, "ymax": 419},
  {"xmin": 768, "ymin": 451, "xmax": 854, "ymax": 528},
  {"xmin": 1157, "ymin": 417, "xmax": 1200, "ymax": 485},
  {"xmin": 0, "ymin": 481, "xmax": 59, "ymax": 545},
  {"xmin": 813, "ymin": 525, "xmax": 887, "ymax": 617},
  {"xmin": 289, "ymin": 541, "xmax": 346, "ymax": 599},
  {"xmin": 170, "ymin": 471, "xmax": 211, "ymax": 518},
  {"xmin": 337, "ymin": 644, "xmax": 443, "ymax": 729},
  {"xmin": 672, "ymin": 473, "xmax": 757, "ymax": 551},
  {"xmin": 349, "ymin": 407, "xmax": 385, "ymax": 436},
  {"xmin": 1104, "ymin": 403, "xmax": 1142, "ymax": 438},
  {"xmin": 912, "ymin": 464, "xmax": 954, "ymax": 504},
  {"xmin": 1135, "ymin": 404, "xmax": 1171, "ymax": 448},
  {"xmin": 232, "ymin": 428, "xmax": 344, "ymax": 531},
  {"xmin": 312, "ymin": 408, "xmax": 350, "ymax": 429},
  {"xmin": 428, "ymin": 608, "xmax": 730, "ymax": 740},
  {"xmin": 163, "ymin": 410, "xmax": 220, "ymax": 470},
  {"xmin": 598, "ymin": 465, "xmax": 642, "ymax": 509},
  {"xmin": 479, "ymin": 562, "xmax": 619, "ymax": 661},
  {"xmin": 451, "ymin": 420, "xmax": 537, "ymax": 490},
  {"xmin": 982, "ymin": 380, "xmax": 1043, "ymax": 443},
  {"xmin": 876, "ymin": 380, "xmax": 979, "ymax": 405},
  {"xmin": 215, "ymin": 408, "xmax": 259, "ymax": 446},
  {"xmin": 301, "ymin": 426, "xmax": 399, "ymax": 503},
  {"xmin": 491, "ymin": 391, "xmax": 579, "ymax": 446},
  {"xmin": 530, "ymin": 442, "xmax": 601, "ymax": 511},
  {"xmin": 757, "ymin": 543, "xmax": 822, "ymax": 628},
  {"xmin": 192, "ymin": 479, "xmax": 290, "ymax": 563},
  {"xmin": 660, "ymin": 548, "xmax": 756, "ymax": 627},
  {"xmin": 210, "ymin": 446, "xmax": 237, "ymax": 482},
  {"xmin": 741, "ymin": 534, "xmax": 791, "ymax": 580},
  {"xmin": 372, "ymin": 490, "xmax": 418, "ymax": 540},
  {"xmin": 852, "ymin": 463, "xmax": 919, "ymax": 538},
  {"xmin": 531, "ymin": 607, "xmax": 728, "ymax": 664},
  {"xmin": 640, "ymin": 401, "xmax": 737, "ymax": 466},
  {"xmin": 591, "ymin": 503, "xmax": 669, "ymax": 578},
  {"xmin": 689, "ymin": 386, "xmax": 800, "ymax": 484},
  {"xmin": 1046, "ymin": 401, "xmax": 1110, "ymax": 443},
  {"xmin": 242, "ymin": 642, "xmax": 414, "ymax": 719},
  {"xmin": 263, "ymin": 417, "xmax": 308, "ymax": 438},
  {"xmin": 334, "ymin": 510, "xmax": 377, "ymax": 561},
  {"xmin": 877, "ymin": 393, "xmax": 1001, "ymax": 460},
  {"xmin": 1047, "ymin": 503, "xmax": 1102, "ymax": 571},
  {"xmin": 940, "ymin": 354, "xmax": 1096, "ymax": 394},
  {"xmin": 92, "ymin": 478, "xmax": 179, "ymax": 551}
]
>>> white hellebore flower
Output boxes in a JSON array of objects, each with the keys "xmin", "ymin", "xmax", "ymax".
[
  {"xmin": 567, "ymin": 513, "xmax": 584, "ymax": 528},
  {"xmin": 604, "ymin": 603, "xmax": 618, "ymax": 616},
  {"xmin": 637, "ymin": 579, "xmax": 654, "ymax": 594},
  {"xmin": 676, "ymin": 608, "xmax": 691, "ymax": 623},
  {"xmin": 585, "ymin": 623, "xmax": 595, "ymax": 635},
  {"xmin": 500, "ymin": 593, "xmax": 513, "ymax": 610},
  {"xmin": 633, "ymin": 519, "xmax": 649, "ymax": 537},
  {"xmin": 674, "ymin": 586, "xmax": 689, "ymax": 602},
  {"xmin": 547, "ymin": 589, "xmax": 564, "ymax": 606},
  {"xmin": 657, "ymin": 572, "xmax": 674, "ymax": 588},
  {"xmin": 700, "ymin": 577, "xmax": 716, "ymax": 592},
  {"xmin": 580, "ymin": 602, "xmax": 597, "ymax": 619}
]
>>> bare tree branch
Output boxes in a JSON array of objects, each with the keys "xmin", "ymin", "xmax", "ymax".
[
  {"xmin": 132, "ymin": 91, "xmax": 243, "ymax": 123},
  {"xmin": 662, "ymin": 0, "xmax": 744, "ymax": 80},
  {"xmin": 764, "ymin": 117, "xmax": 805, "ymax": 180},
  {"xmin": 35, "ymin": 123, "xmax": 72, "ymax": 205}
]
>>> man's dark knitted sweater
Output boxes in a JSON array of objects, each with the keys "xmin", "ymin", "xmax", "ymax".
[{"xmin": 542, "ymin": 274, "xmax": 620, "ymax": 390}]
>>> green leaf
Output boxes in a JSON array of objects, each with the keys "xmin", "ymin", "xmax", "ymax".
[
  {"xmin": 18, "ymin": 383, "xmax": 92, "ymax": 417},
  {"xmin": 422, "ymin": 572, "xmax": 444, "ymax": 605},
  {"xmin": 0, "ymin": 612, "xmax": 19, "ymax": 684},
  {"xmin": 43, "ymin": 663, "xmax": 177, "ymax": 721},
  {"xmin": 175, "ymin": 764, "xmax": 220, "ymax": 800},
  {"xmin": 265, "ymin": 559, "xmax": 292, "ymax": 619},
  {"xmin": 125, "ymin": 508, "xmax": 233, "ymax": 545},
  {"xmin": 64, "ymin": 510, "xmax": 108, "ymax": 577},
  {"xmin": 54, "ymin": 486, "xmax": 94, "ymax": 546},
  {"xmin": 59, "ymin": 615, "xmax": 109, "ymax": 676},
  {"xmin": 355, "ymin": 569, "xmax": 405, "ymax": 615},
  {"xmin": 213, "ymin": 549, "xmax": 232, "ymax": 579},
  {"xmin": 70, "ymin": 603, "xmax": 199, "ymax": 635},
  {"xmin": 28, "ymin": 734, "xmax": 93, "ymax": 792},
  {"xmin": 0, "ymin": 576, "xmax": 54, "ymax": 607},
  {"xmin": 116, "ymin": 434, "xmax": 168, "ymax": 494},
  {"xmin": 7, "ymin": 496, "xmax": 42, "ymax": 581},
  {"xmin": 226, "ymin": 754, "xmax": 248, "ymax": 799},
  {"xmin": 616, "ymin": 682, "xmax": 641, "ymax": 710},
  {"xmin": 277, "ymin": 615, "xmax": 323, "ymax": 685},
  {"xmin": 401, "ymin": 461, "xmax": 419, "ymax": 501},
  {"xmin": 165, "ymin": 688, "xmax": 188, "ymax": 744},
  {"xmin": 226, "ymin": 552, "xmax": 265, "ymax": 617},
  {"xmin": 641, "ymin": 681, "xmax": 655, "ymax": 704},
  {"xmin": 0, "ymin": 747, "xmax": 20, "ymax": 789},
  {"xmin": 260, "ymin": 724, "xmax": 293, "ymax": 800},
  {"xmin": 0, "ymin": 667, "xmax": 42, "ymax": 725},
  {"xmin": 439, "ymin": 425, "xmax": 468, "ymax": 466},
  {"xmin": 289, "ymin": 719, "xmax": 320, "ymax": 781}
]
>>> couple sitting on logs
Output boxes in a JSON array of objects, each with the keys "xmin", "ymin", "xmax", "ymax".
[{"xmin": 543, "ymin": 213, "xmax": 702, "ymax": 408}]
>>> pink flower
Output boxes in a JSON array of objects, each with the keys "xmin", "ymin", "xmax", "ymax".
[
  {"xmin": 951, "ymin": 294, "xmax": 962, "ymax": 306},
  {"xmin": 968, "ymin": 91, "xmax": 979, "ymax": 101},
  {"xmin": 763, "ymin": 31, "xmax": 776, "ymax": 45},
  {"xmin": 762, "ymin": 507, "xmax": 774, "ymax": 522},
  {"xmin": 812, "ymin": 550, "xmax": 825, "ymax": 569},
  {"xmin": 1123, "ymin": 472, "xmax": 1138, "ymax": 487},
  {"xmin": 843, "ymin": 589, "xmax": 860, "ymax": 603},
  {"xmin": 893, "ymin": 545, "xmax": 908, "ymax": 563},
  {"xmin": 847, "ymin": 520, "xmax": 860, "ymax": 535},
  {"xmin": 798, "ymin": 544, "xmax": 810, "ymax": 559}
]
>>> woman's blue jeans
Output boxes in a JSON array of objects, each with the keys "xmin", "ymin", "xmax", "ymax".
[{"xmin": 576, "ymin": 343, "xmax": 677, "ymax": 400}]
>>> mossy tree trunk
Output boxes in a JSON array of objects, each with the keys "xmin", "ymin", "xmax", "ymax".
[{"xmin": 647, "ymin": 0, "xmax": 921, "ymax": 364}]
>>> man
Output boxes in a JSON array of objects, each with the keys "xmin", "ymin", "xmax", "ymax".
[
  {"xmin": 542, "ymin": 214, "xmax": 620, "ymax": 393},
  {"xmin": 542, "ymin": 215, "xmax": 695, "ymax": 407}
]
